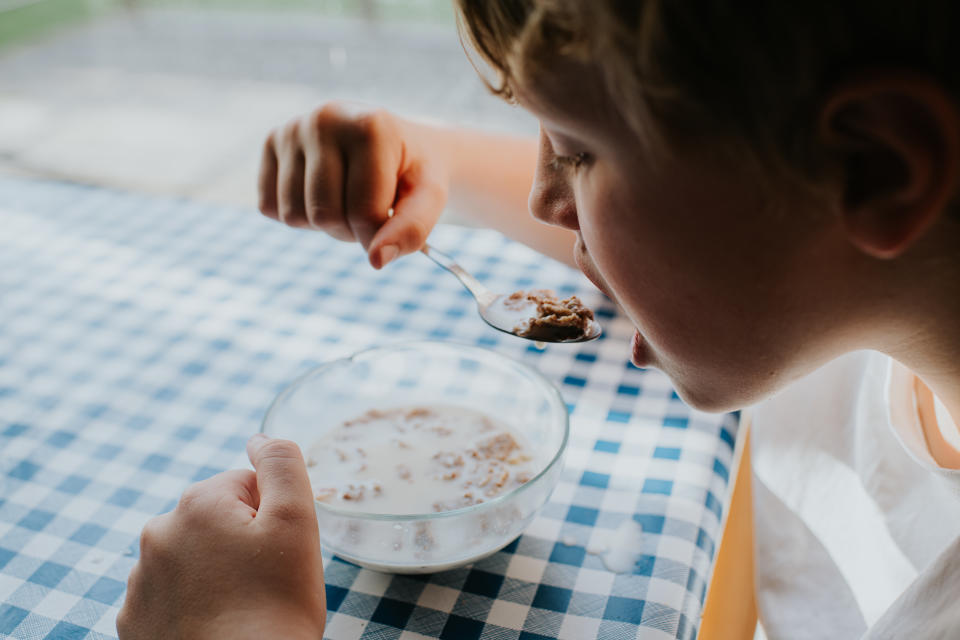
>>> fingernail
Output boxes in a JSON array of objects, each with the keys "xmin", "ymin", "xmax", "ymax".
[
  {"xmin": 249, "ymin": 433, "xmax": 269, "ymax": 444},
  {"xmin": 377, "ymin": 244, "xmax": 399, "ymax": 269}
]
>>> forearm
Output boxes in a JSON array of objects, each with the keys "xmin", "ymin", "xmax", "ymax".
[{"xmin": 407, "ymin": 120, "xmax": 577, "ymax": 267}]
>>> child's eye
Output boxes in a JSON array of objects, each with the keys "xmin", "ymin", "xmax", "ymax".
[{"xmin": 549, "ymin": 152, "xmax": 590, "ymax": 172}]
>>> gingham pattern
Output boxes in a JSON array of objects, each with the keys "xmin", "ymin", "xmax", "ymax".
[{"xmin": 0, "ymin": 178, "xmax": 738, "ymax": 640}]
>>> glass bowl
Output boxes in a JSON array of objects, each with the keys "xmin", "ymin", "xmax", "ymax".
[{"xmin": 261, "ymin": 341, "xmax": 568, "ymax": 573}]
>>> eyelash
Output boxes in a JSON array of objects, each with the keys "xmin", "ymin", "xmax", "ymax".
[{"xmin": 550, "ymin": 152, "xmax": 590, "ymax": 172}]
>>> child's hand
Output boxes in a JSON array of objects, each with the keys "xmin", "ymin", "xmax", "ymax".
[
  {"xmin": 116, "ymin": 435, "xmax": 326, "ymax": 640},
  {"xmin": 259, "ymin": 103, "xmax": 449, "ymax": 269}
]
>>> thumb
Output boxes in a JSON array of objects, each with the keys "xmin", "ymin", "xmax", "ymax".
[
  {"xmin": 247, "ymin": 434, "xmax": 315, "ymax": 523},
  {"xmin": 367, "ymin": 177, "xmax": 446, "ymax": 269}
]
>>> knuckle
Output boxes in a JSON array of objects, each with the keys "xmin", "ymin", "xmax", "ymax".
[
  {"xmin": 351, "ymin": 109, "xmax": 389, "ymax": 144},
  {"xmin": 138, "ymin": 517, "xmax": 167, "ymax": 557},
  {"xmin": 262, "ymin": 134, "xmax": 274, "ymax": 157},
  {"xmin": 259, "ymin": 438, "xmax": 302, "ymax": 463},
  {"xmin": 175, "ymin": 483, "xmax": 208, "ymax": 515},
  {"xmin": 263, "ymin": 129, "xmax": 278, "ymax": 152},
  {"xmin": 370, "ymin": 108, "xmax": 393, "ymax": 130},
  {"xmin": 268, "ymin": 500, "xmax": 313, "ymax": 525},
  {"xmin": 297, "ymin": 113, "xmax": 320, "ymax": 147},
  {"xmin": 280, "ymin": 117, "xmax": 300, "ymax": 144},
  {"xmin": 314, "ymin": 101, "xmax": 345, "ymax": 129},
  {"xmin": 179, "ymin": 483, "xmax": 204, "ymax": 506}
]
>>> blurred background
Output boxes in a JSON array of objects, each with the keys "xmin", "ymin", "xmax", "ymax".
[{"xmin": 0, "ymin": 0, "xmax": 535, "ymax": 210}]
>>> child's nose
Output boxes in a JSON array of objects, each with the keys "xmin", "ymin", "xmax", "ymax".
[
  {"xmin": 528, "ymin": 173, "xmax": 580, "ymax": 231},
  {"xmin": 529, "ymin": 129, "xmax": 580, "ymax": 230}
]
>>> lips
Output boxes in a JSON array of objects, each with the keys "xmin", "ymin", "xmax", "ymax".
[
  {"xmin": 573, "ymin": 234, "xmax": 612, "ymax": 299},
  {"xmin": 631, "ymin": 330, "xmax": 651, "ymax": 367}
]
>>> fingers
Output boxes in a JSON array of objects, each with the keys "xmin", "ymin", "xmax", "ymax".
[
  {"xmin": 368, "ymin": 173, "xmax": 447, "ymax": 269},
  {"xmin": 258, "ymin": 133, "xmax": 279, "ymax": 220},
  {"xmin": 259, "ymin": 103, "xmax": 447, "ymax": 263},
  {"xmin": 343, "ymin": 111, "xmax": 400, "ymax": 250},
  {"xmin": 303, "ymin": 134, "xmax": 353, "ymax": 242},
  {"xmin": 276, "ymin": 134, "xmax": 309, "ymax": 229},
  {"xmin": 246, "ymin": 434, "xmax": 315, "ymax": 525}
]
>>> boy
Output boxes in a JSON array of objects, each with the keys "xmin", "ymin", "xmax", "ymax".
[{"xmin": 118, "ymin": 1, "xmax": 960, "ymax": 637}]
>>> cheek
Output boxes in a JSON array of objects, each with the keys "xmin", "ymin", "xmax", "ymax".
[
  {"xmin": 578, "ymin": 172, "xmax": 701, "ymax": 326},
  {"xmin": 580, "ymin": 178, "xmax": 841, "ymax": 412},
  {"xmin": 577, "ymin": 170, "xmax": 788, "ymax": 399}
]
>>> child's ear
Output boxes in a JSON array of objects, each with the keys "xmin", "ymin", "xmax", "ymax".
[{"xmin": 819, "ymin": 75, "xmax": 960, "ymax": 258}]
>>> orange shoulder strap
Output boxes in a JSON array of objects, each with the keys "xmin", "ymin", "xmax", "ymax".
[{"xmin": 699, "ymin": 420, "xmax": 757, "ymax": 639}]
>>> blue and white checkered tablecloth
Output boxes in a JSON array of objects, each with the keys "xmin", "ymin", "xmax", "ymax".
[{"xmin": 0, "ymin": 178, "xmax": 738, "ymax": 640}]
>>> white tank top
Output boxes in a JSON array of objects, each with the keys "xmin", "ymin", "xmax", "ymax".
[{"xmin": 750, "ymin": 351, "xmax": 960, "ymax": 638}]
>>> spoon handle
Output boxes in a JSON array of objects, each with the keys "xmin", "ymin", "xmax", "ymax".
[{"xmin": 421, "ymin": 243, "xmax": 497, "ymax": 305}]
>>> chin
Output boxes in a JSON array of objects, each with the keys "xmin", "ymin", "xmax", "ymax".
[{"xmin": 667, "ymin": 377, "xmax": 759, "ymax": 414}]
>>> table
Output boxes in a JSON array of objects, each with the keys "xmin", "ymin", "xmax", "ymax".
[{"xmin": 0, "ymin": 178, "xmax": 738, "ymax": 639}]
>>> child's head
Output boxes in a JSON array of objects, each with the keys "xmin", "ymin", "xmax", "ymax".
[{"xmin": 457, "ymin": 1, "xmax": 960, "ymax": 411}]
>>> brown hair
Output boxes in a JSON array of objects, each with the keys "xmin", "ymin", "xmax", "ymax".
[{"xmin": 455, "ymin": 0, "xmax": 959, "ymax": 187}]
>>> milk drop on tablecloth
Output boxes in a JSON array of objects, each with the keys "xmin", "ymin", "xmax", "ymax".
[{"xmin": 587, "ymin": 517, "xmax": 645, "ymax": 573}]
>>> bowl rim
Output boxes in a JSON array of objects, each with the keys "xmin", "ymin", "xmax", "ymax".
[{"xmin": 261, "ymin": 340, "xmax": 570, "ymax": 522}]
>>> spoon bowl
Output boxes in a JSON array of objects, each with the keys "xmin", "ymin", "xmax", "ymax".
[{"xmin": 421, "ymin": 243, "xmax": 602, "ymax": 344}]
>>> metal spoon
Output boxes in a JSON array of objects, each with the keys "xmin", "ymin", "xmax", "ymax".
[{"xmin": 420, "ymin": 243, "xmax": 602, "ymax": 343}]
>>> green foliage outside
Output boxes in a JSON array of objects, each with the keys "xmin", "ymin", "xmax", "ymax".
[
  {"xmin": 0, "ymin": 0, "xmax": 112, "ymax": 49},
  {"xmin": 0, "ymin": 0, "xmax": 454, "ymax": 51}
]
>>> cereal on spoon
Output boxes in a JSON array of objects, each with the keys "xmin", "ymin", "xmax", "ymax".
[{"xmin": 505, "ymin": 289, "xmax": 596, "ymax": 342}]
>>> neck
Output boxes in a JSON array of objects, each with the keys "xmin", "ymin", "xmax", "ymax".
[
  {"xmin": 846, "ymin": 219, "xmax": 960, "ymax": 424},
  {"xmin": 883, "ymin": 295, "xmax": 960, "ymax": 426}
]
